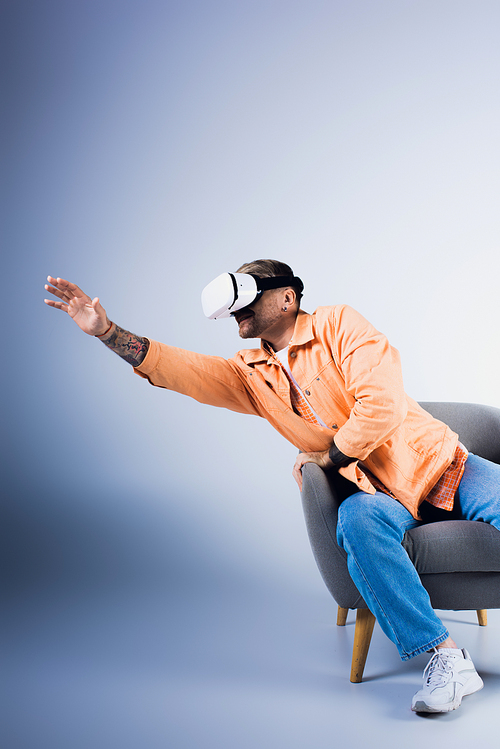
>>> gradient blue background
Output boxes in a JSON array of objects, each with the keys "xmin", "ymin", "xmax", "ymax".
[{"xmin": 3, "ymin": 1, "xmax": 500, "ymax": 746}]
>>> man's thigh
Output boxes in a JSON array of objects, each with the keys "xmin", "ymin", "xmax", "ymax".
[
  {"xmin": 455, "ymin": 453, "xmax": 500, "ymax": 530},
  {"xmin": 338, "ymin": 490, "xmax": 421, "ymax": 543}
]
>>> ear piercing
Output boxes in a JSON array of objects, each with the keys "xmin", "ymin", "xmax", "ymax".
[{"xmin": 282, "ymin": 306, "xmax": 288, "ymax": 311}]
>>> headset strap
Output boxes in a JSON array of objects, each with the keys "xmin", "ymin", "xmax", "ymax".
[{"xmin": 251, "ymin": 275, "xmax": 304, "ymax": 293}]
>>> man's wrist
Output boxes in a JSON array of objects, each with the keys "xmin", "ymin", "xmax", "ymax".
[
  {"xmin": 97, "ymin": 323, "xmax": 149, "ymax": 367},
  {"xmin": 95, "ymin": 320, "xmax": 114, "ymax": 339},
  {"xmin": 329, "ymin": 440, "xmax": 356, "ymax": 468}
]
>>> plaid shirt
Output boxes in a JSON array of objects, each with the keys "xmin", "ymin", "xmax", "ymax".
[
  {"xmin": 366, "ymin": 443, "xmax": 467, "ymax": 511},
  {"xmin": 421, "ymin": 442, "xmax": 468, "ymax": 510}
]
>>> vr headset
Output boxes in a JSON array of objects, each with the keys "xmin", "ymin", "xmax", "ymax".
[{"xmin": 202, "ymin": 272, "xmax": 304, "ymax": 319}]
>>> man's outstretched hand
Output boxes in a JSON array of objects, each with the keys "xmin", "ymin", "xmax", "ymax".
[{"xmin": 44, "ymin": 276, "xmax": 110, "ymax": 336}]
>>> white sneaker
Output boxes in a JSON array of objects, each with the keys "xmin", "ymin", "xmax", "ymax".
[{"xmin": 411, "ymin": 648, "xmax": 484, "ymax": 713}]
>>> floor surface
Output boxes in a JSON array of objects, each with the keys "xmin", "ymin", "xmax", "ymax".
[{"xmin": 4, "ymin": 581, "xmax": 500, "ymax": 749}]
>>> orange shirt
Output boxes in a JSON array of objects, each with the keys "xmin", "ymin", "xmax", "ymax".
[{"xmin": 135, "ymin": 305, "xmax": 459, "ymax": 519}]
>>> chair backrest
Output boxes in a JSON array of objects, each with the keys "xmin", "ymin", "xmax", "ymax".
[{"xmin": 419, "ymin": 402, "xmax": 500, "ymax": 464}]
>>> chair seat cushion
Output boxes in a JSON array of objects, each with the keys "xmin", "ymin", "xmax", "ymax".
[{"xmin": 403, "ymin": 520, "xmax": 500, "ymax": 574}]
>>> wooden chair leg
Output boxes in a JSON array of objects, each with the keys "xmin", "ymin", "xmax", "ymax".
[
  {"xmin": 350, "ymin": 608, "xmax": 376, "ymax": 683},
  {"xmin": 337, "ymin": 606, "xmax": 349, "ymax": 626},
  {"xmin": 477, "ymin": 609, "xmax": 488, "ymax": 626}
]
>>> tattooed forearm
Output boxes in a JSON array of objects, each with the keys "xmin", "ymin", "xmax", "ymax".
[{"xmin": 99, "ymin": 323, "xmax": 150, "ymax": 366}]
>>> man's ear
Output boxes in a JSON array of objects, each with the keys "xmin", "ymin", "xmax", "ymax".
[{"xmin": 284, "ymin": 288, "xmax": 297, "ymax": 306}]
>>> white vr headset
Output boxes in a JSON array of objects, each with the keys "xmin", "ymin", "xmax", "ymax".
[{"xmin": 201, "ymin": 272, "xmax": 303, "ymax": 319}]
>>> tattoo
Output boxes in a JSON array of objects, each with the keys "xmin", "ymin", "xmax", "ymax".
[{"xmin": 100, "ymin": 324, "xmax": 150, "ymax": 366}]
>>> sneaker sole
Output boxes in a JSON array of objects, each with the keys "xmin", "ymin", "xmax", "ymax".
[{"xmin": 412, "ymin": 673, "xmax": 484, "ymax": 713}]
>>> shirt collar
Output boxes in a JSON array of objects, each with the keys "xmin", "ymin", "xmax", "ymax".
[
  {"xmin": 289, "ymin": 309, "xmax": 314, "ymax": 347},
  {"xmin": 239, "ymin": 310, "xmax": 314, "ymax": 365}
]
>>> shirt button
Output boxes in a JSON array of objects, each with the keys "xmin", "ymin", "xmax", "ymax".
[
  {"xmin": 305, "ymin": 390, "xmax": 311, "ymax": 396},
  {"xmin": 332, "ymin": 424, "xmax": 338, "ymax": 429},
  {"xmin": 290, "ymin": 351, "xmax": 297, "ymax": 358}
]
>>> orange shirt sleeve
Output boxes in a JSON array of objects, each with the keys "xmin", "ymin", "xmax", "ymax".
[{"xmin": 134, "ymin": 338, "xmax": 261, "ymax": 416}]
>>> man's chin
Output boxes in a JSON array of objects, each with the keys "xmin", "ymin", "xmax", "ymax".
[
  {"xmin": 237, "ymin": 321, "xmax": 258, "ymax": 339},
  {"xmin": 238, "ymin": 328, "xmax": 256, "ymax": 339}
]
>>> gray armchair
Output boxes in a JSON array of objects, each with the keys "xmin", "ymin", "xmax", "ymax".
[{"xmin": 300, "ymin": 402, "xmax": 500, "ymax": 682}]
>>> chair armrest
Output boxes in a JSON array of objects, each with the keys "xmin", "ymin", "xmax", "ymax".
[{"xmin": 300, "ymin": 463, "xmax": 366, "ymax": 608}]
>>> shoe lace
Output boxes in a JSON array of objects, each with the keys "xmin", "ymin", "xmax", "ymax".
[{"xmin": 423, "ymin": 650, "xmax": 454, "ymax": 688}]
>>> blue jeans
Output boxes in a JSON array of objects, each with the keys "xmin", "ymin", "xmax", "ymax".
[{"xmin": 336, "ymin": 454, "xmax": 500, "ymax": 660}]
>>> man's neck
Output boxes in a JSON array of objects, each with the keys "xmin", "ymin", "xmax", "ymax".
[{"xmin": 262, "ymin": 317, "xmax": 297, "ymax": 352}]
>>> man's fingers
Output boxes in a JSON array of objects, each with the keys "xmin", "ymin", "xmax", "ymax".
[
  {"xmin": 47, "ymin": 276, "xmax": 86, "ymax": 299},
  {"xmin": 292, "ymin": 466, "xmax": 303, "ymax": 491},
  {"xmin": 59, "ymin": 278, "xmax": 85, "ymax": 297},
  {"xmin": 45, "ymin": 276, "xmax": 93, "ymax": 312},
  {"xmin": 46, "ymin": 277, "xmax": 74, "ymax": 302},
  {"xmin": 44, "ymin": 299, "xmax": 69, "ymax": 312},
  {"xmin": 46, "ymin": 275, "xmax": 73, "ymax": 292},
  {"xmin": 292, "ymin": 459, "xmax": 304, "ymax": 491},
  {"xmin": 292, "ymin": 455, "xmax": 307, "ymax": 482},
  {"xmin": 92, "ymin": 297, "xmax": 105, "ymax": 314},
  {"xmin": 45, "ymin": 283, "xmax": 69, "ymax": 302},
  {"xmin": 293, "ymin": 454, "xmax": 304, "ymax": 469}
]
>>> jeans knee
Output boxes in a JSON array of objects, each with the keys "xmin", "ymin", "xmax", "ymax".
[
  {"xmin": 339, "ymin": 493, "xmax": 367, "ymax": 526},
  {"xmin": 337, "ymin": 494, "xmax": 375, "ymax": 547},
  {"xmin": 337, "ymin": 492, "xmax": 411, "ymax": 549}
]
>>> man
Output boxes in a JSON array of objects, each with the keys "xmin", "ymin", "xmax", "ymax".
[{"xmin": 44, "ymin": 259, "xmax": 499, "ymax": 713}]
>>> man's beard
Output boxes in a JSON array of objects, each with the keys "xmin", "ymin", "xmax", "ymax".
[
  {"xmin": 238, "ymin": 316, "xmax": 260, "ymax": 339},
  {"xmin": 236, "ymin": 302, "xmax": 281, "ymax": 340}
]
